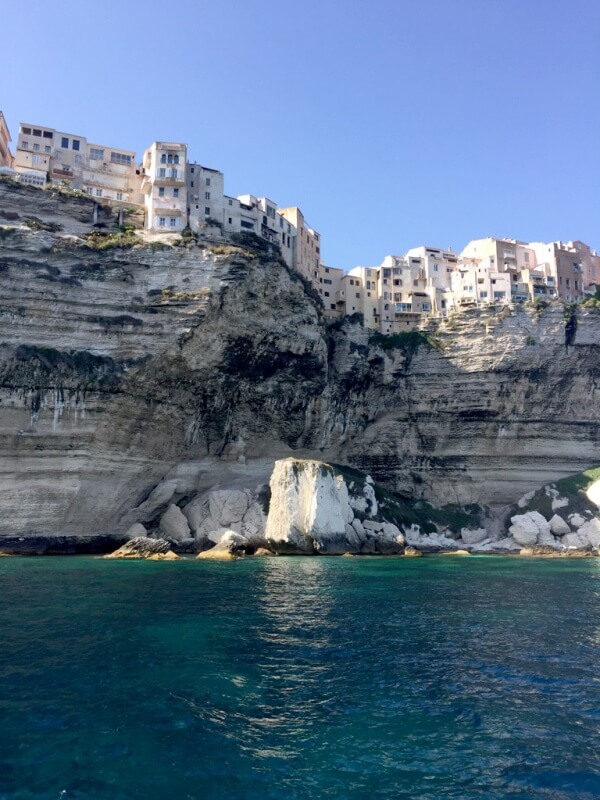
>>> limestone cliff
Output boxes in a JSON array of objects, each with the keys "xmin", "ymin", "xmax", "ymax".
[{"xmin": 1, "ymin": 179, "xmax": 600, "ymax": 543}]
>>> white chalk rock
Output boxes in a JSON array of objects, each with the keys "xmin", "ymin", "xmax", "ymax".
[
  {"xmin": 586, "ymin": 479, "xmax": 600, "ymax": 509},
  {"xmin": 551, "ymin": 495, "xmax": 569, "ymax": 511},
  {"xmin": 241, "ymin": 501, "xmax": 267, "ymax": 545},
  {"xmin": 517, "ymin": 489, "xmax": 535, "ymax": 508},
  {"xmin": 473, "ymin": 537, "xmax": 521, "ymax": 553},
  {"xmin": 577, "ymin": 518, "xmax": 600, "ymax": 548},
  {"xmin": 363, "ymin": 520, "xmax": 384, "ymax": 532},
  {"xmin": 209, "ymin": 490, "xmax": 250, "ymax": 526},
  {"xmin": 265, "ymin": 459, "xmax": 355, "ymax": 554},
  {"xmin": 549, "ymin": 514, "xmax": 571, "ymax": 536},
  {"xmin": 509, "ymin": 511, "xmax": 550, "ymax": 547},
  {"xmin": 351, "ymin": 518, "xmax": 366, "ymax": 539},
  {"xmin": 460, "ymin": 527, "xmax": 488, "ymax": 545},
  {"xmin": 159, "ymin": 504, "xmax": 191, "ymax": 542},
  {"xmin": 563, "ymin": 532, "xmax": 585, "ymax": 549},
  {"xmin": 569, "ymin": 513, "xmax": 586, "ymax": 529},
  {"xmin": 124, "ymin": 523, "xmax": 147, "ymax": 539},
  {"xmin": 182, "ymin": 496, "xmax": 209, "ymax": 534}
]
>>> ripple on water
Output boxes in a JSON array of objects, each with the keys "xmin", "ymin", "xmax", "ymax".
[{"xmin": 0, "ymin": 555, "xmax": 599, "ymax": 799}]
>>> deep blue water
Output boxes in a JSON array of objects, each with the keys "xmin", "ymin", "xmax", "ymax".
[{"xmin": 1, "ymin": 556, "xmax": 600, "ymax": 799}]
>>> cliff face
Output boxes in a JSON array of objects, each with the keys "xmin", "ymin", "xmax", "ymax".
[{"xmin": 1, "ymin": 180, "xmax": 599, "ymax": 538}]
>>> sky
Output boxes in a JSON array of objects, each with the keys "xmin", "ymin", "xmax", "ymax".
[{"xmin": 1, "ymin": 0, "xmax": 599, "ymax": 269}]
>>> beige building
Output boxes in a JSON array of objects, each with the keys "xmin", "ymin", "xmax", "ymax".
[
  {"xmin": 278, "ymin": 207, "xmax": 321, "ymax": 283},
  {"xmin": 316, "ymin": 264, "xmax": 344, "ymax": 317},
  {"xmin": 141, "ymin": 142, "xmax": 187, "ymax": 231},
  {"xmin": 347, "ymin": 266, "xmax": 380, "ymax": 329},
  {"xmin": 187, "ymin": 163, "xmax": 225, "ymax": 233},
  {"xmin": 0, "ymin": 112, "xmax": 13, "ymax": 168},
  {"xmin": 378, "ymin": 255, "xmax": 430, "ymax": 332},
  {"xmin": 13, "ymin": 121, "xmax": 139, "ymax": 200},
  {"xmin": 529, "ymin": 241, "xmax": 584, "ymax": 303}
]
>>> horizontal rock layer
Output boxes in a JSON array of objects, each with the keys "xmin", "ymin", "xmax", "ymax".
[{"xmin": 1, "ymin": 181, "xmax": 600, "ymax": 538}]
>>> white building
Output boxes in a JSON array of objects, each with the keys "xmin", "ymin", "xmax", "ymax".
[{"xmin": 141, "ymin": 142, "xmax": 187, "ymax": 231}]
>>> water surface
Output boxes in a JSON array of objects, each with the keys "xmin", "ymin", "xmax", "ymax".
[{"xmin": 1, "ymin": 555, "xmax": 599, "ymax": 799}]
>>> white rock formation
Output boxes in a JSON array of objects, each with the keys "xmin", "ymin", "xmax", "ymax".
[
  {"xmin": 460, "ymin": 527, "xmax": 488, "ymax": 545},
  {"xmin": 576, "ymin": 518, "xmax": 600, "ymax": 548},
  {"xmin": 569, "ymin": 513, "xmax": 586, "ymax": 529},
  {"xmin": 586, "ymin": 479, "xmax": 600, "ymax": 509},
  {"xmin": 508, "ymin": 511, "xmax": 550, "ymax": 547},
  {"xmin": 159, "ymin": 504, "xmax": 191, "ymax": 542},
  {"xmin": 549, "ymin": 514, "xmax": 571, "ymax": 536},
  {"xmin": 265, "ymin": 459, "xmax": 362, "ymax": 554},
  {"xmin": 123, "ymin": 522, "xmax": 147, "ymax": 539}
]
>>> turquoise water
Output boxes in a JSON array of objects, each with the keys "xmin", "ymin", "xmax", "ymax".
[{"xmin": 1, "ymin": 556, "xmax": 600, "ymax": 799}]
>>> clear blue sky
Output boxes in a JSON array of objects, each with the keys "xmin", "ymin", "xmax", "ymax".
[{"xmin": 2, "ymin": 0, "xmax": 599, "ymax": 269}]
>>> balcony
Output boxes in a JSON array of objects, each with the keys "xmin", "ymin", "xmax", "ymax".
[
  {"xmin": 51, "ymin": 167, "xmax": 75, "ymax": 180},
  {"xmin": 153, "ymin": 169, "xmax": 185, "ymax": 185}
]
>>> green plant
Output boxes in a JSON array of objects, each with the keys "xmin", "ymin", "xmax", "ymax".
[{"xmin": 368, "ymin": 330, "xmax": 443, "ymax": 353}]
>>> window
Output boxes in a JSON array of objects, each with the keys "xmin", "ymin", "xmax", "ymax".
[
  {"xmin": 228, "ymin": 199, "xmax": 233, "ymax": 206},
  {"xmin": 90, "ymin": 148, "xmax": 104, "ymax": 160},
  {"xmin": 158, "ymin": 187, "xmax": 165, "ymax": 197},
  {"xmin": 33, "ymin": 128, "xmax": 42, "ymax": 137},
  {"xmin": 170, "ymin": 218, "xmax": 176, "ymax": 227},
  {"xmin": 61, "ymin": 137, "xmax": 69, "ymax": 148},
  {"xmin": 72, "ymin": 140, "xmax": 80, "ymax": 151},
  {"xmin": 330, "ymin": 304, "xmax": 336, "ymax": 310},
  {"xmin": 33, "ymin": 142, "xmax": 40, "ymax": 151},
  {"xmin": 324, "ymin": 291, "xmax": 330, "ymax": 297},
  {"xmin": 356, "ymin": 293, "xmax": 360, "ymax": 298},
  {"xmin": 95, "ymin": 189, "xmax": 102, "ymax": 197},
  {"xmin": 158, "ymin": 168, "xmax": 166, "ymax": 177},
  {"xmin": 205, "ymin": 191, "xmax": 210, "ymax": 200},
  {"xmin": 111, "ymin": 152, "xmax": 132, "ymax": 165},
  {"xmin": 433, "ymin": 264, "xmax": 438, "ymax": 271},
  {"xmin": 22, "ymin": 127, "xmax": 31, "ymax": 134},
  {"xmin": 43, "ymin": 131, "xmax": 52, "ymax": 139},
  {"xmin": 75, "ymin": 154, "xmax": 81, "ymax": 163},
  {"xmin": 323, "ymin": 278, "xmax": 332, "ymax": 285},
  {"xmin": 174, "ymin": 155, "xmax": 179, "ymax": 164},
  {"xmin": 575, "ymin": 280, "xmax": 579, "ymax": 290},
  {"xmin": 206, "ymin": 177, "xmax": 211, "ymax": 185},
  {"xmin": 55, "ymin": 151, "xmax": 61, "ymax": 160},
  {"xmin": 205, "ymin": 207, "xmax": 210, "ymax": 216},
  {"xmin": 44, "ymin": 145, "xmax": 51, "ymax": 153},
  {"xmin": 158, "ymin": 217, "xmax": 166, "ymax": 227},
  {"xmin": 21, "ymin": 141, "xmax": 28, "ymax": 149},
  {"xmin": 524, "ymin": 252, "xmax": 530, "ymax": 263},
  {"xmin": 229, "ymin": 217, "xmax": 233, "ymax": 224},
  {"xmin": 167, "ymin": 154, "xmax": 173, "ymax": 164},
  {"xmin": 190, "ymin": 181, "xmax": 194, "ymax": 187},
  {"xmin": 32, "ymin": 155, "xmax": 41, "ymax": 165},
  {"xmin": 422, "ymin": 303, "xmax": 431, "ymax": 311},
  {"xmin": 170, "ymin": 168, "xmax": 178, "ymax": 179},
  {"xmin": 173, "ymin": 188, "xmax": 179, "ymax": 197},
  {"xmin": 190, "ymin": 167, "xmax": 194, "ymax": 173},
  {"xmin": 116, "ymin": 192, "xmax": 123, "ymax": 200},
  {"xmin": 160, "ymin": 154, "xmax": 166, "ymax": 163}
]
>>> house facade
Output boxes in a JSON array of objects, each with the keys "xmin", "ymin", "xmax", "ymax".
[{"xmin": 0, "ymin": 112, "xmax": 13, "ymax": 168}]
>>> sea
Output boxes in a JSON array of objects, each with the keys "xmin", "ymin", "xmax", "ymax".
[{"xmin": 1, "ymin": 555, "xmax": 599, "ymax": 800}]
